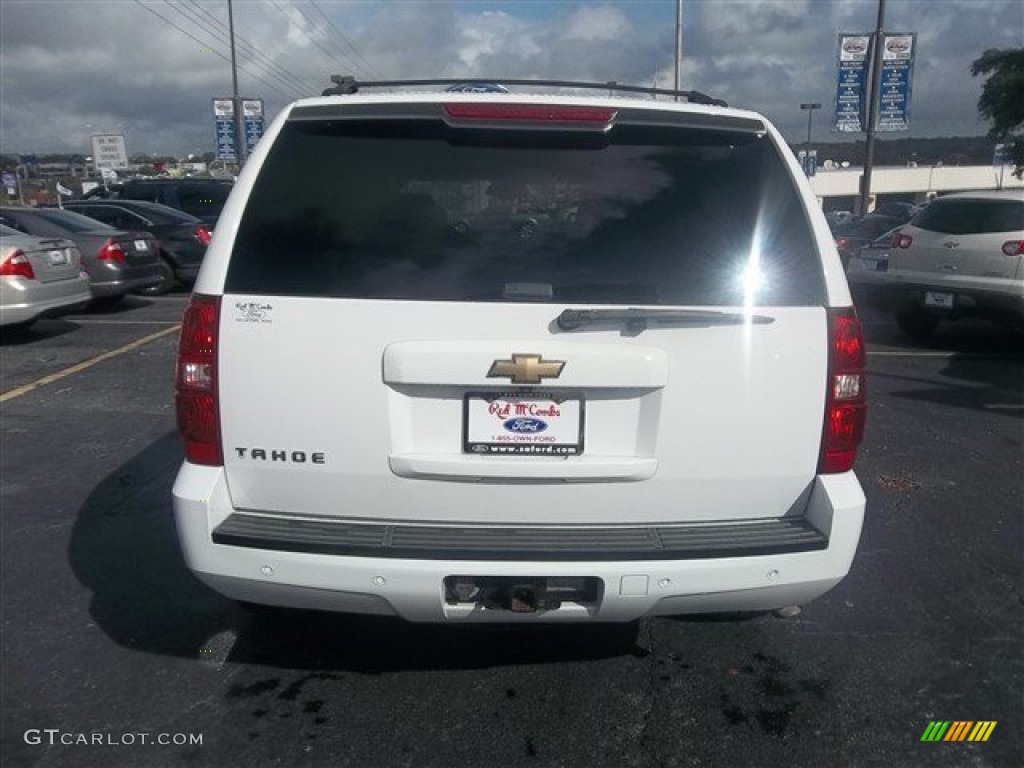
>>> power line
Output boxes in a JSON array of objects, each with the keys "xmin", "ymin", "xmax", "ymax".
[
  {"xmin": 167, "ymin": 1, "xmax": 304, "ymax": 96},
  {"xmin": 164, "ymin": 0, "xmax": 303, "ymax": 96},
  {"xmin": 270, "ymin": 0, "xmax": 375, "ymax": 82},
  {"xmin": 132, "ymin": 0, "xmax": 291, "ymax": 98},
  {"xmin": 310, "ymin": 0, "xmax": 388, "ymax": 79},
  {"xmin": 182, "ymin": 0, "xmax": 315, "ymax": 95}
]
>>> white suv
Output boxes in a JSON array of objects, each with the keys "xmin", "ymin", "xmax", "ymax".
[
  {"xmin": 878, "ymin": 191, "xmax": 1024, "ymax": 338},
  {"xmin": 172, "ymin": 81, "xmax": 867, "ymax": 622}
]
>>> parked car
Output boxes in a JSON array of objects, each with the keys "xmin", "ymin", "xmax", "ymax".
[
  {"xmin": 0, "ymin": 224, "xmax": 91, "ymax": 329},
  {"xmin": 0, "ymin": 207, "xmax": 163, "ymax": 301},
  {"xmin": 172, "ymin": 82, "xmax": 867, "ymax": 623},
  {"xmin": 881, "ymin": 190, "xmax": 1024, "ymax": 337},
  {"xmin": 872, "ymin": 201, "xmax": 917, "ymax": 222},
  {"xmin": 64, "ymin": 199, "xmax": 211, "ymax": 295},
  {"xmin": 82, "ymin": 178, "xmax": 233, "ymax": 227},
  {"xmin": 824, "ymin": 210, "xmax": 855, "ymax": 229},
  {"xmin": 845, "ymin": 230, "xmax": 895, "ymax": 304},
  {"xmin": 831, "ymin": 213, "xmax": 903, "ymax": 267}
]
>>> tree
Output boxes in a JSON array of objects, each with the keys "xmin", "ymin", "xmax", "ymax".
[{"xmin": 971, "ymin": 47, "xmax": 1024, "ymax": 176}]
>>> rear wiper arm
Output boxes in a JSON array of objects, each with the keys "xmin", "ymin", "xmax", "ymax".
[{"xmin": 556, "ymin": 307, "xmax": 775, "ymax": 331}]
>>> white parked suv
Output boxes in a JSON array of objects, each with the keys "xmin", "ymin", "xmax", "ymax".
[
  {"xmin": 172, "ymin": 79, "xmax": 867, "ymax": 622},
  {"xmin": 874, "ymin": 190, "xmax": 1024, "ymax": 338}
]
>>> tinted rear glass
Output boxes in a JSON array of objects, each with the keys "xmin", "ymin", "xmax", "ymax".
[
  {"xmin": 25, "ymin": 209, "xmax": 115, "ymax": 234},
  {"xmin": 119, "ymin": 185, "xmax": 160, "ymax": 203},
  {"xmin": 124, "ymin": 203, "xmax": 200, "ymax": 225},
  {"xmin": 913, "ymin": 198, "xmax": 1024, "ymax": 235},
  {"xmin": 176, "ymin": 184, "xmax": 231, "ymax": 218},
  {"xmin": 227, "ymin": 116, "xmax": 825, "ymax": 306},
  {"xmin": 834, "ymin": 215, "xmax": 901, "ymax": 239}
]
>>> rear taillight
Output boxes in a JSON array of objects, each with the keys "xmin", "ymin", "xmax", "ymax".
[
  {"xmin": 443, "ymin": 103, "xmax": 617, "ymax": 123},
  {"xmin": 194, "ymin": 226, "xmax": 212, "ymax": 247},
  {"xmin": 176, "ymin": 294, "xmax": 222, "ymax": 465},
  {"xmin": 891, "ymin": 233, "xmax": 913, "ymax": 249},
  {"xmin": 819, "ymin": 308, "xmax": 866, "ymax": 474},
  {"xmin": 96, "ymin": 239, "xmax": 125, "ymax": 263},
  {"xmin": 1001, "ymin": 240, "xmax": 1023, "ymax": 256},
  {"xmin": 0, "ymin": 250, "xmax": 35, "ymax": 279}
]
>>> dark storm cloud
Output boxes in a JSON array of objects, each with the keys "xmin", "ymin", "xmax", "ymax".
[{"xmin": 1, "ymin": 0, "xmax": 1021, "ymax": 155}]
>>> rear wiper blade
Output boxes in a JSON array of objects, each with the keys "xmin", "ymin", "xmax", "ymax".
[{"xmin": 556, "ymin": 307, "xmax": 775, "ymax": 331}]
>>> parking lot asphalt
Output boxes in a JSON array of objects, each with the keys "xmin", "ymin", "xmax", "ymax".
[{"xmin": 1, "ymin": 295, "xmax": 1021, "ymax": 768}]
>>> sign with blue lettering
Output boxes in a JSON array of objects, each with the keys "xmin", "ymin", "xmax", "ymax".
[
  {"xmin": 798, "ymin": 150, "xmax": 818, "ymax": 178},
  {"xmin": 213, "ymin": 99, "xmax": 236, "ymax": 162},
  {"xmin": 833, "ymin": 34, "xmax": 871, "ymax": 133},
  {"xmin": 877, "ymin": 34, "xmax": 916, "ymax": 132},
  {"xmin": 242, "ymin": 99, "xmax": 265, "ymax": 156}
]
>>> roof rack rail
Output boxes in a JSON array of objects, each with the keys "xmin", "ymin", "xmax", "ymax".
[{"xmin": 321, "ymin": 76, "xmax": 728, "ymax": 107}]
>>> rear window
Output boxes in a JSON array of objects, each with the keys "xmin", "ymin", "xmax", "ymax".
[
  {"xmin": 912, "ymin": 198, "xmax": 1024, "ymax": 235},
  {"xmin": 227, "ymin": 114, "xmax": 825, "ymax": 306},
  {"xmin": 176, "ymin": 184, "xmax": 231, "ymax": 218},
  {"xmin": 120, "ymin": 183, "xmax": 231, "ymax": 218},
  {"xmin": 119, "ymin": 185, "xmax": 160, "ymax": 203},
  {"xmin": 27, "ymin": 209, "xmax": 114, "ymax": 234},
  {"xmin": 128, "ymin": 203, "xmax": 200, "ymax": 226},
  {"xmin": 834, "ymin": 216, "xmax": 901, "ymax": 239}
]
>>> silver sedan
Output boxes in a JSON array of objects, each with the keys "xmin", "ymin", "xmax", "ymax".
[{"xmin": 0, "ymin": 224, "xmax": 91, "ymax": 329}]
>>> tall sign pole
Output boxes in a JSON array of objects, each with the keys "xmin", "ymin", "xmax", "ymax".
[
  {"xmin": 227, "ymin": 0, "xmax": 246, "ymax": 167},
  {"xmin": 674, "ymin": 0, "xmax": 683, "ymax": 102},
  {"xmin": 858, "ymin": 0, "xmax": 886, "ymax": 216}
]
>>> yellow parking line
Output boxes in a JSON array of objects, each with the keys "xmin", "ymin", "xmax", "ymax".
[
  {"xmin": 70, "ymin": 319, "xmax": 182, "ymax": 325},
  {"xmin": 0, "ymin": 325, "xmax": 180, "ymax": 403}
]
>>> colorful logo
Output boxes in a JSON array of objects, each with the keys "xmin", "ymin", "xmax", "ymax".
[{"xmin": 920, "ymin": 721, "xmax": 996, "ymax": 742}]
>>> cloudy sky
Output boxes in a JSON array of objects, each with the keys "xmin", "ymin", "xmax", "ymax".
[{"xmin": 1, "ymin": 0, "xmax": 1021, "ymax": 157}]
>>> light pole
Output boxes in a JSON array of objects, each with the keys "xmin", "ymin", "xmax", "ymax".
[
  {"xmin": 227, "ymin": 0, "xmax": 245, "ymax": 168},
  {"xmin": 858, "ymin": 0, "xmax": 887, "ymax": 216},
  {"xmin": 800, "ymin": 103, "xmax": 821, "ymax": 147},
  {"xmin": 674, "ymin": 0, "xmax": 683, "ymax": 101}
]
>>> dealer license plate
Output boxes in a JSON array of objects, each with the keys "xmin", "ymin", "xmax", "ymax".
[
  {"xmin": 924, "ymin": 291, "xmax": 954, "ymax": 309},
  {"xmin": 48, "ymin": 249, "xmax": 68, "ymax": 266},
  {"xmin": 464, "ymin": 392, "xmax": 584, "ymax": 456},
  {"xmin": 134, "ymin": 239, "xmax": 149, "ymax": 252}
]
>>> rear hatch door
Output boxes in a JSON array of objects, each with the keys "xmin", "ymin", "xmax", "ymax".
[{"xmin": 217, "ymin": 100, "xmax": 831, "ymax": 526}]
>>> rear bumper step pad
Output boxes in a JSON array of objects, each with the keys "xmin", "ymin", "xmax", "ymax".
[{"xmin": 212, "ymin": 513, "xmax": 828, "ymax": 561}]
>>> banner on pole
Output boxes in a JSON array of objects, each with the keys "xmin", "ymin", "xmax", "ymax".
[
  {"xmin": 877, "ymin": 33, "xmax": 916, "ymax": 132},
  {"xmin": 833, "ymin": 34, "xmax": 872, "ymax": 133},
  {"xmin": 213, "ymin": 99, "xmax": 237, "ymax": 162},
  {"xmin": 242, "ymin": 99, "xmax": 265, "ymax": 156}
]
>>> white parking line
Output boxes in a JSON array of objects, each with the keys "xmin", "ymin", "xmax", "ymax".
[{"xmin": 0, "ymin": 325, "xmax": 181, "ymax": 403}]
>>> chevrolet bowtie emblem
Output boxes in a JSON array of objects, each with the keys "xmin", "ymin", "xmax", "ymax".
[{"xmin": 487, "ymin": 354, "xmax": 565, "ymax": 384}]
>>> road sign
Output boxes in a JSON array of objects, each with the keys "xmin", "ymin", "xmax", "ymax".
[
  {"xmin": 833, "ymin": 34, "xmax": 871, "ymax": 133},
  {"xmin": 90, "ymin": 135, "xmax": 129, "ymax": 170},
  {"xmin": 877, "ymin": 33, "xmax": 916, "ymax": 132},
  {"xmin": 213, "ymin": 98, "xmax": 237, "ymax": 162}
]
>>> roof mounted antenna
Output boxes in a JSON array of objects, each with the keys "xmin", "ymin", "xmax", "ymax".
[{"xmin": 321, "ymin": 76, "xmax": 727, "ymax": 107}]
